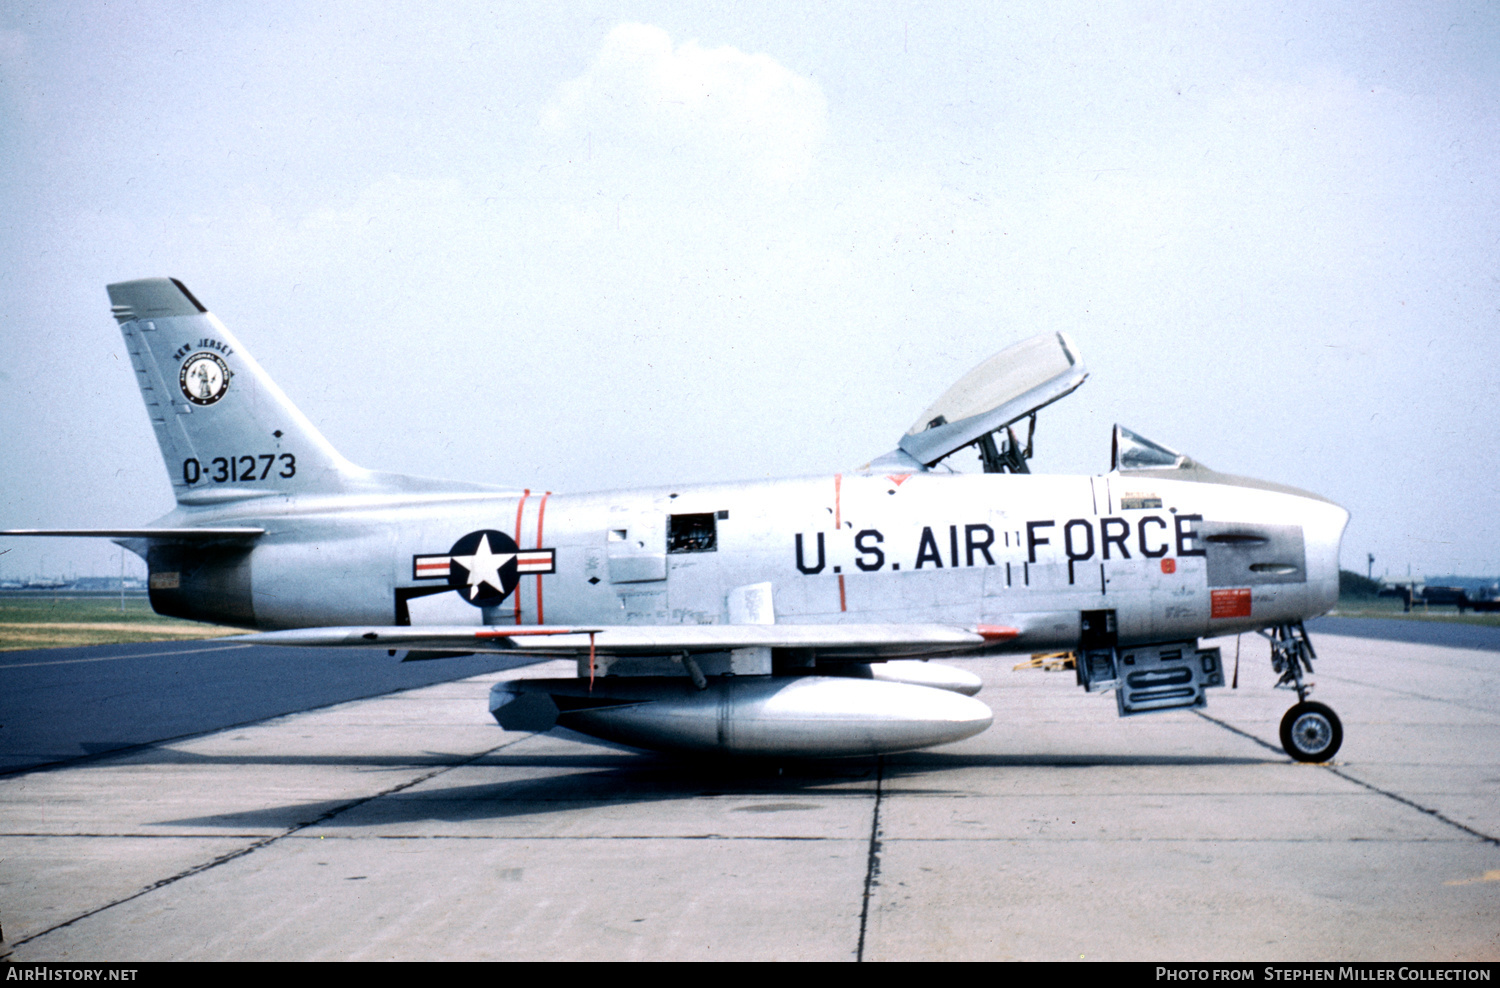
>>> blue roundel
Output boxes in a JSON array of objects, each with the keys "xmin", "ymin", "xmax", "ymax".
[{"xmin": 446, "ymin": 529, "xmax": 520, "ymax": 608}]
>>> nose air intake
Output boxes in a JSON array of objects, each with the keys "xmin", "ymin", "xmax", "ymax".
[{"xmin": 1110, "ymin": 423, "xmax": 1349, "ymax": 621}]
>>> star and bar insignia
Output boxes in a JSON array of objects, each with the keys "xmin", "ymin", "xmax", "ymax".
[{"xmin": 413, "ymin": 529, "xmax": 555, "ymax": 608}]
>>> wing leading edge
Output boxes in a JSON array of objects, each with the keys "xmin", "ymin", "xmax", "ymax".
[{"xmin": 235, "ymin": 623, "xmax": 1021, "ymax": 660}]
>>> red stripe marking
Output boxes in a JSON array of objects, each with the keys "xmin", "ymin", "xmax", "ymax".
[
  {"xmin": 834, "ymin": 473, "xmax": 842, "ymax": 529},
  {"xmin": 535, "ymin": 492, "xmax": 550, "ymax": 624},
  {"xmin": 474, "ymin": 627, "xmax": 598, "ymax": 639},
  {"xmin": 975, "ymin": 625, "xmax": 1021, "ymax": 642},
  {"xmin": 838, "ymin": 573, "xmax": 847, "ymax": 612},
  {"xmin": 514, "ymin": 489, "xmax": 530, "ymax": 625}
]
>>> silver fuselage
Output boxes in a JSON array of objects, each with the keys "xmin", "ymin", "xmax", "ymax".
[{"xmin": 149, "ymin": 470, "xmax": 1347, "ymax": 650}]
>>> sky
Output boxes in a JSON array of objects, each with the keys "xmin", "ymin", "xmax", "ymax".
[{"xmin": 1, "ymin": 1, "xmax": 1497, "ymax": 582}]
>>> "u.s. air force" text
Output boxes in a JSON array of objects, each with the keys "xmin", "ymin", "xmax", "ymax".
[{"xmin": 794, "ymin": 514, "xmax": 1204, "ymax": 581}]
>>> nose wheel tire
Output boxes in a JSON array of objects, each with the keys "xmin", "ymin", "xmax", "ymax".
[{"xmin": 1280, "ymin": 701, "xmax": 1342, "ymax": 762}]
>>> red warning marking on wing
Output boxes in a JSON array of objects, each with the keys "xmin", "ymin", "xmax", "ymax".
[{"xmin": 1210, "ymin": 588, "xmax": 1252, "ymax": 619}]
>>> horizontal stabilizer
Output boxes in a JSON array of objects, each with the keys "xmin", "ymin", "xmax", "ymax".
[
  {"xmin": 235, "ymin": 623, "xmax": 1021, "ymax": 659},
  {"xmin": 0, "ymin": 528, "xmax": 264, "ymax": 540}
]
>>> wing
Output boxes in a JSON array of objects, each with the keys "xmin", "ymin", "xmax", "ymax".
[{"xmin": 234, "ymin": 623, "xmax": 1021, "ymax": 660}]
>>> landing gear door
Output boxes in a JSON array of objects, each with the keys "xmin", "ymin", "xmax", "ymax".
[
  {"xmin": 1076, "ymin": 608, "xmax": 1121, "ymax": 693},
  {"xmin": 1115, "ymin": 642, "xmax": 1224, "ymax": 716}
]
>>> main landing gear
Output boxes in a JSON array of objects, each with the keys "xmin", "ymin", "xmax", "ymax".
[{"xmin": 1260, "ymin": 622, "xmax": 1343, "ymax": 762}]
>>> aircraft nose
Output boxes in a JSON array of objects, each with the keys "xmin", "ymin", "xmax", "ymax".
[{"xmin": 1300, "ymin": 496, "xmax": 1350, "ymax": 616}]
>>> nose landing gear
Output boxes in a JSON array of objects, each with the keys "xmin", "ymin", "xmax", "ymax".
[
  {"xmin": 1280, "ymin": 700, "xmax": 1343, "ymax": 762},
  {"xmin": 1260, "ymin": 622, "xmax": 1343, "ymax": 762}
]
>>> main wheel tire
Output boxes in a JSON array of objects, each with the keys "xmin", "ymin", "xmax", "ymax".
[{"xmin": 1280, "ymin": 701, "xmax": 1343, "ymax": 762}]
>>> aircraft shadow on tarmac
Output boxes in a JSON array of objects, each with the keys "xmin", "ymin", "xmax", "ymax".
[{"xmin": 154, "ymin": 747, "xmax": 1281, "ymax": 831}]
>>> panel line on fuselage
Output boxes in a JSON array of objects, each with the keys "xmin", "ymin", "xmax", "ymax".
[
  {"xmin": 513, "ymin": 489, "xmax": 530, "ymax": 625},
  {"xmin": 536, "ymin": 492, "xmax": 551, "ymax": 624}
]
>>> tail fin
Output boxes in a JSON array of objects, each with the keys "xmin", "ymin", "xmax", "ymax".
[
  {"xmin": 108, "ymin": 278, "xmax": 497, "ymax": 504},
  {"xmin": 109, "ymin": 277, "xmax": 359, "ymax": 503}
]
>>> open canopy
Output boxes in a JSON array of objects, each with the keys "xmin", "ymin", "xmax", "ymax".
[{"xmin": 891, "ymin": 331, "xmax": 1087, "ymax": 469}]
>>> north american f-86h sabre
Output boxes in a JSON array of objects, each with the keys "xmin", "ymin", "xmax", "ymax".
[{"xmin": 4, "ymin": 278, "xmax": 1350, "ymax": 761}]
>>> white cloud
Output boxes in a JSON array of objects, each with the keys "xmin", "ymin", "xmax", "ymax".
[{"xmin": 541, "ymin": 23, "xmax": 827, "ymax": 186}]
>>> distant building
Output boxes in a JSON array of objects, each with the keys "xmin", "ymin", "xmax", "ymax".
[{"xmin": 1377, "ymin": 576, "xmax": 1500, "ymax": 612}]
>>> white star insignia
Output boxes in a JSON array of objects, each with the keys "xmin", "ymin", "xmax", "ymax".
[{"xmin": 449, "ymin": 534, "xmax": 515, "ymax": 600}]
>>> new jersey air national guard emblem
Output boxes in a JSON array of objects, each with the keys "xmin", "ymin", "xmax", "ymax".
[
  {"xmin": 413, "ymin": 530, "xmax": 556, "ymax": 608},
  {"xmin": 180, "ymin": 352, "xmax": 231, "ymax": 405}
]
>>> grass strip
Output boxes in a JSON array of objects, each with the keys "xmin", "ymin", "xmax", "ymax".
[{"xmin": 0, "ymin": 596, "xmax": 241, "ymax": 651}]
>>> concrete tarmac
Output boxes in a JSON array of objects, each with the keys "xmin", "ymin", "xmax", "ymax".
[
  {"xmin": 2, "ymin": 631, "xmax": 1497, "ymax": 961},
  {"xmin": 0, "ymin": 641, "xmax": 544, "ymax": 775}
]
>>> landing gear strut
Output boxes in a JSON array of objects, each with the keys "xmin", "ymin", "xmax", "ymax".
[{"xmin": 1259, "ymin": 622, "xmax": 1343, "ymax": 762}]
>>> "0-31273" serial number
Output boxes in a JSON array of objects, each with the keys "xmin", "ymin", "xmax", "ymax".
[{"xmin": 182, "ymin": 454, "xmax": 296, "ymax": 485}]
